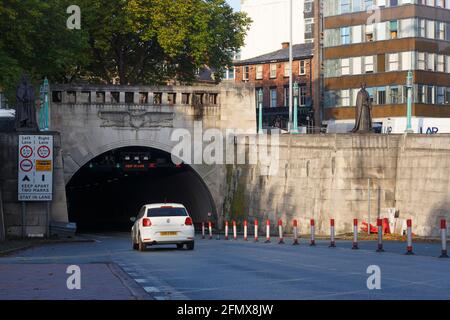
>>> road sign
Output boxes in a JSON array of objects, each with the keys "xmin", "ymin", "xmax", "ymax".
[{"xmin": 18, "ymin": 135, "xmax": 53, "ymax": 201}]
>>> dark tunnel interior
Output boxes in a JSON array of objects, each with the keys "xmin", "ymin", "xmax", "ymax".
[{"xmin": 66, "ymin": 146, "xmax": 215, "ymax": 232}]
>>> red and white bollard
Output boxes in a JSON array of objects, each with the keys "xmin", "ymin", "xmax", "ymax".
[
  {"xmin": 440, "ymin": 219, "xmax": 448, "ymax": 258},
  {"xmin": 265, "ymin": 219, "xmax": 271, "ymax": 243},
  {"xmin": 208, "ymin": 221, "xmax": 213, "ymax": 240},
  {"xmin": 292, "ymin": 220, "xmax": 299, "ymax": 245},
  {"xmin": 405, "ymin": 219, "xmax": 414, "ymax": 255},
  {"xmin": 233, "ymin": 220, "xmax": 237, "ymax": 240},
  {"xmin": 329, "ymin": 219, "xmax": 336, "ymax": 248},
  {"xmin": 352, "ymin": 219, "xmax": 359, "ymax": 249},
  {"xmin": 202, "ymin": 222, "xmax": 205, "ymax": 239},
  {"xmin": 225, "ymin": 220, "xmax": 229, "ymax": 240},
  {"xmin": 254, "ymin": 219, "xmax": 259, "ymax": 242},
  {"xmin": 376, "ymin": 218, "xmax": 384, "ymax": 252},
  {"xmin": 310, "ymin": 219, "xmax": 316, "ymax": 246},
  {"xmin": 243, "ymin": 220, "xmax": 248, "ymax": 241},
  {"xmin": 278, "ymin": 219, "xmax": 284, "ymax": 244}
]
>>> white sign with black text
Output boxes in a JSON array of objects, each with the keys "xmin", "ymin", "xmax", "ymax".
[{"xmin": 18, "ymin": 135, "xmax": 53, "ymax": 201}]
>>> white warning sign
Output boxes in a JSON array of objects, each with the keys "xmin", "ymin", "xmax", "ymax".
[{"xmin": 18, "ymin": 135, "xmax": 53, "ymax": 201}]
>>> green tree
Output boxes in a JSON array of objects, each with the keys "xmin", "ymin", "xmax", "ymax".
[{"xmin": 0, "ymin": 0, "xmax": 250, "ymax": 101}]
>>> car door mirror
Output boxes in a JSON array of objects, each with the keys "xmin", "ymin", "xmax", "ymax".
[{"xmin": 130, "ymin": 217, "xmax": 136, "ymax": 222}]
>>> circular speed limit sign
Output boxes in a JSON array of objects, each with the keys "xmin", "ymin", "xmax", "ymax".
[
  {"xmin": 20, "ymin": 145, "xmax": 33, "ymax": 158},
  {"xmin": 37, "ymin": 145, "xmax": 51, "ymax": 158}
]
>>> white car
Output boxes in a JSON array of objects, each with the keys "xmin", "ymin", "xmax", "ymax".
[{"xmin": 131, "ymin": 203, "xmax": 195, "ymax": 251}]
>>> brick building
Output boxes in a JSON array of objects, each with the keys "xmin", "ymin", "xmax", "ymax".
[{"xmin": 234, "ymin": 43, "xmax": 315, "ymax": 130}]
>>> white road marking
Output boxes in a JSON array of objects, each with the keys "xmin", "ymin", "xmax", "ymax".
[
  {"xmin": 144, "ymin": 286, "xmax": 160, "ymax": 293},
  {"xmin": 134, "ymin": 279, "xmax": 148, "ymax": 283}
]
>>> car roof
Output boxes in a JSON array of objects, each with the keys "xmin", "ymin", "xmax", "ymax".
[{"xmin": 144, "ymin": 203, "xmax": 186, "ymax": 209}]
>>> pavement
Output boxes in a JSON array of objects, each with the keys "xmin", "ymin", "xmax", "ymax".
[{"xmin": 1, "ymin": 232, "xmax": 450, "ymax": 300}]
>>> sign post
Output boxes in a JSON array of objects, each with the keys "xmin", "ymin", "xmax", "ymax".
[{"xmin": 18, "ymin": 135, "xmax": 53, "ymax": 237}]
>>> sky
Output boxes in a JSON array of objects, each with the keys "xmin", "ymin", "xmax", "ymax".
[{"xmin": 226, "ymin": 0, "xmax": 240, "ymax": 12}]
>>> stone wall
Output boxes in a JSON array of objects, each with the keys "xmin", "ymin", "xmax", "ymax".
[
  {"xmin": 222, "ymin": 134, "xmax": 450, "ymax": 237},
  {"xmin": 0, "ymin": 132, "xmax": 68, "ymax": 238}
]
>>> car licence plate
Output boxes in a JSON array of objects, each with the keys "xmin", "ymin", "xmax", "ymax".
[{"xmin": 160, "ymin": 231, "xmax": 178, "ymax": 236}]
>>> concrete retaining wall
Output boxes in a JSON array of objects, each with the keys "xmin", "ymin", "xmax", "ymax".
[{"xmin": 222, "ymin": 134, "xmax": 450, "ymax": 237}]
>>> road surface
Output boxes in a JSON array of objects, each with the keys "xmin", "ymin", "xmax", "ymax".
[{"xmin": 1, "ymin": 233, "xmax": 450, "ymax": 300}]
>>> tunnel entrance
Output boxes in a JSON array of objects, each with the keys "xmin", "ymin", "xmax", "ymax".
[{"xmin": 66, "ymin": 146, "xmax": 216, "ymax": 232}]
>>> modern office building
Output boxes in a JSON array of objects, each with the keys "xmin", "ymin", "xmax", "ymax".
[{"xmin": 321, "ymin": 0, "xmax": 450, "ymax": 133}]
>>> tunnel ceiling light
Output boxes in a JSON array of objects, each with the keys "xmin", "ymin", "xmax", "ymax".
[
  {"xmin": 134, "ymin": 156, "xmax": 139, "ymax": 161},
  {"xmin": 124, "ymin": 156, "xmax": 130, "ymax": 161}
]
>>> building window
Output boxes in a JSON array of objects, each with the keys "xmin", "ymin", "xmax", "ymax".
[
  {"xmin": 153, "ymin": 92, "xmax": 162, "ymax": 105},
  {"xmin": 305, "ymin": 18, "xmax": 314, "ymax": 34},
  {"xmin": 67, "ymin": 91, "xmax": 76, "ymax": 104},
  {"xmin": 446, "ymin": 88, "xmax": 450, "ymax": 104},
  {"xmin": 125, "ymin": 92, "xmax": 134, "ymax": 104},
  {"xmin": 353, "ymin": 0, "xmax": 363, "ymax": 11},
  {"xmin": 388, "ymin": 53, "xmax": 399, "ymax": 71},
  {"xmin": 377, "ymin": 87, "xmax": 386, "ymax": 105},
  {"xmin": 426, "ymin": 20, "xmax": 435, "ymax": 39},
  {"xmin": 284, "ymin": 86, "xmax": 290, "ymax": 107},
  {"xmin": 181, "ymin": 93, "xmax": 190, "ymax": 104},
  {"xmin": 352, "ymin": 56, "xmax": 362, "ymax": 74},
  {"xmin": 208, "ymin": 93, "xmax": 218, "ymax": 105},
  {"xmin": 341, "ymin": 27, "xmax": 351, "ymax": 45},
  {"xmin": 437, "ymin": 87, "xmax": 445, "ymax": 104},
  {"xmin": 168, "ymin": 93, "xmax": 176, "ymax": 104},
  {"xmin": 437, "ymin": 54, "xmax": 445, "ymax": 72},
  {"xmin": 426, "ymin": 85, "xmax": 434, "ymax": 104},
  {"xmin": 223, "ymin": 67, "xmax": 235, "ymax": 80},
  {"xmin": 270, "ymin": 88, "xmax": 277, "ymax": 108},
  {"xmin": 304, "ymin": 0, "xmax": 313, "ymax": 12},
  {"xmin": 390, "ymin": 0, "xmax": 398, "ymax": 6},
  {"xmin": 256, "ymin": 65, "xmax": 263, "ymax": 80},
  {"xmin": 364, "ymin": 56, "xmax": 374, "ymax": 73},
  {"xmin": 284, "ymin": 62, "xmax": 290, "ymax": 77},
  {"xmin": 438, "ymin": 22, "xmax": 446, "ymax": 40},
  {"xmin": 341, "ymin": 58, "xmax": 350, "ymax": 75},
  {"xmin": 300, "ymin": 85, "xmax": 307, "ymax": 106},
  {"xmin": 340, "ymin": 0, "xmax": 351, "ymax": 13},
  {"xmin": 352, "ymin": 25, "xmax": 363, "ymax": 43},
  {"xmin": 389, "ymin": 21, "xmax": 398, "ymax": 39},
  {"xmin": 417, "ymin": 85, "xmax": 425, "ymax": 103},
  {"xmin": 243, "ymin": 66, "xmax": 250, "ymax": 81},
  {"xmin": 419, "ymin": 19, "xmax": 426, "ymax": 37},
  {"xmin": 52, "ymin": 91, "xmax": 62, "ymax": 103},
  {"xmin": 365, "ymin": 0, "xmax": 374, "ymax": 9},
  {"xmin": 390, "ymin": 86, "xmax": 400, "ymax": 104},
  {"xmin": 111, "ymin": 92, "xmax": 120, "ymax": 104},
  {"xmin": 365, "ymin": 24, "xmax": 374, "ymax": 42},
  {"xmin": 427, "ymin": 53, "xmax": 435, "ymax": 71},
  {"xmin": 340, "ymin": 90, "xmax": 350, "ymax": 107},
  {"xmin": 139, "ymin": 92, "xmax": 148, "ymax": 104},
  {"xmin": 269, "ymin": 63, "xmax": 277, "ymax": 79},
  {"xmin": 418, "ymin": 52, "xmax": 426, "ymax": 70},
  {"xmin": 299, "ymin": 60, "xmax": 306, "ymax": 75}
]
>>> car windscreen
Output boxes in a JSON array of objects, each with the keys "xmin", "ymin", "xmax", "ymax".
[{"xmin": 146, "ymin": 207, "xmax": 188, "ymax": 217}]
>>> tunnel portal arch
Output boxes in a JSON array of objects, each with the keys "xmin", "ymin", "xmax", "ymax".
[{"xmin": 65, "ymin": 143, "xmax": 218, "ymax": 231}]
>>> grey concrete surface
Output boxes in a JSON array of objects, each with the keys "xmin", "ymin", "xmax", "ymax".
[{"xmin": 1, "ymin": 233, "xmax": 449, "ymax": 300}]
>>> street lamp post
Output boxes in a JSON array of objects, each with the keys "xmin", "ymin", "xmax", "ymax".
[
  {"xmin": 258, "ymin": 88, "xmax": 263, "ymax": 134},
  {"xmin": 405, "ymin": 70, "xmax": 413, "ymax": 133},
  {"xmin": 288, "ymin": 0, "xmax": 293, "ymax": 132},
  {"xmin": 292, "ymin": 82, "xmax": 299, "ymax": 134},
  {"xmin": 39, "ymin": 77, "xmax": 49, "ymax": 131}
]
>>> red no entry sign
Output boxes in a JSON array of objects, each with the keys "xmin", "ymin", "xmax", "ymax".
[{"xmin": 19, "ymin": 159, "xmax": 33, "ymax": 172}]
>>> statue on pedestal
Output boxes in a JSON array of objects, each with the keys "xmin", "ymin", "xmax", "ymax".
[
  {"xmin": 15, "ymin": 74, "xmax": 38, "ymax": 130},
  {"xmin": 351, "ymin": 83, "xmax": 373, "ymax": 133}
]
